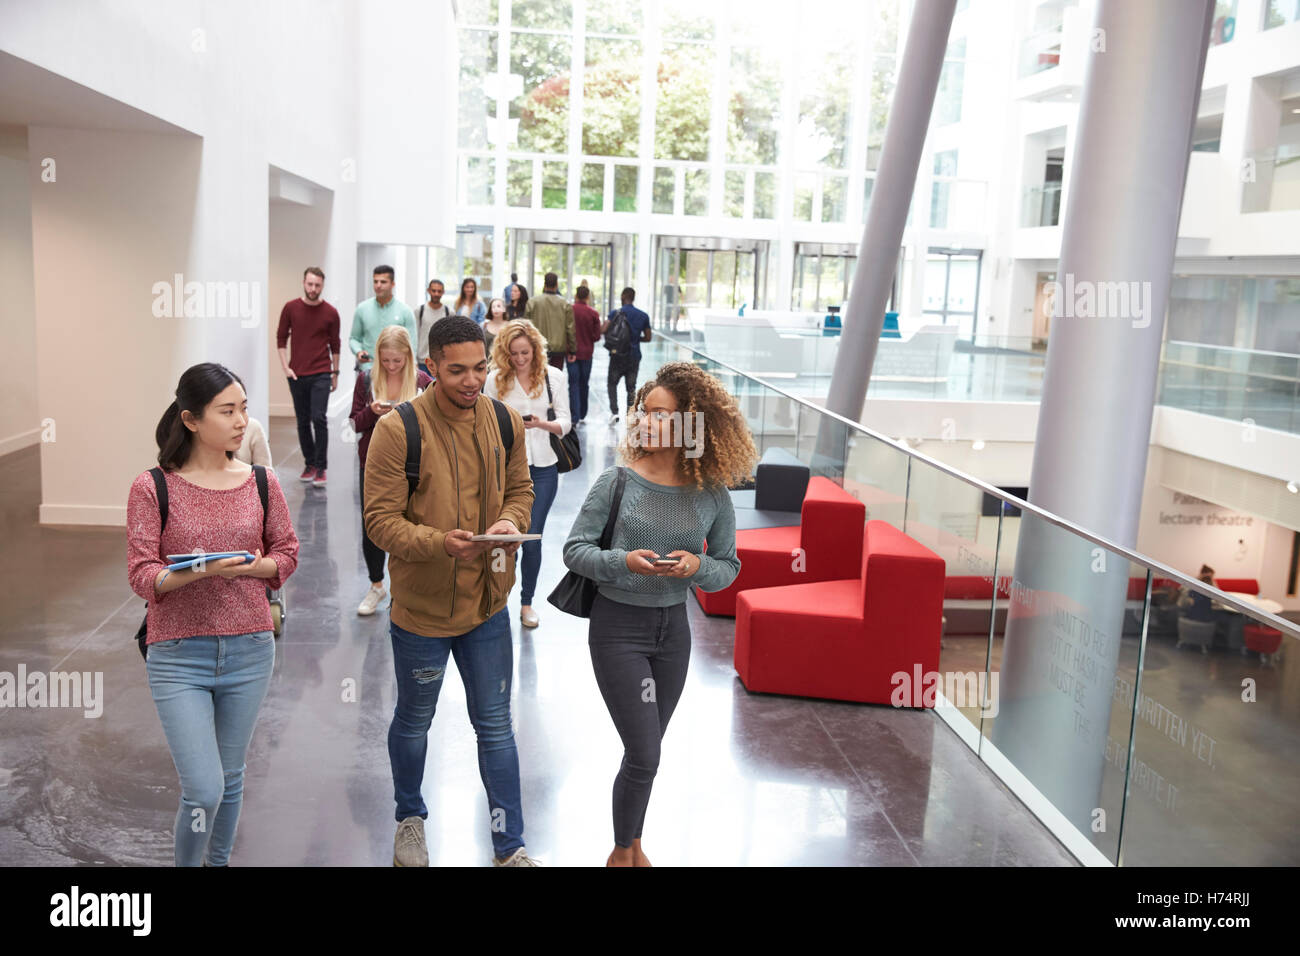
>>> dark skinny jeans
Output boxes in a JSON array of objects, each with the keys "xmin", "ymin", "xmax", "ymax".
[{"xmin": 588, "ymin": 592, "xmax": 691, "ymax": 848}]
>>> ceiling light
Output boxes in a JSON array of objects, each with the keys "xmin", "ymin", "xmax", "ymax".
[
  {"xmin": 1288, "ymin": 480, "xmax": 1298, "ymax": 494},
  {"xmin": 972, "ymin": 440, "xmax": 985, "ymax": 451}
]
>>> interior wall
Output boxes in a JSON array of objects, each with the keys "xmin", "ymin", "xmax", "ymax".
[
  {"xmin": 269, "ymin": 195, "xmax": 336, "ymax": 418},
  {"xmin": 2, "ymin": 0, "xmax": 446, "ymax": 525},
  {"xmin": 1259, "ymin": 520, "xmax": 1300, "ymax": 611},
  {"xmin": 29, "ymin": 126, "xmax": 201, "ymax": 525},
  {"xmin": 0, "ymin": 124, "xmax": 37, "ymax": 457}
]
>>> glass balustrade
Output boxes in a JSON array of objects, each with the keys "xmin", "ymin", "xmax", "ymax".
[
  {"xmin": 669, "ymin": 321, "xmax": 1300, "ymax": 434},
  {"xmin": 639, "ymin": 333, "xmax": 1300, "ymax": 866}
]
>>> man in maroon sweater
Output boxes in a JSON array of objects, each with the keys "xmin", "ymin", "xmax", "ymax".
[
  {"xmin": 569, "ymin": 285, "xmax": 602, "ymax": 423},
  {"xmin": 276, "ymin": 267, "xmax": 341, "ymax": 487}
]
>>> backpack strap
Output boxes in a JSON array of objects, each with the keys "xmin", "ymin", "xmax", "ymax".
[
  {"xmin": 491, "ymin": 397, "xmax": 514, "ymax": 454},
  {"xmin": 396, "ymin": 402, "xmax": 421, "ymax": 501},
  {"xmin": 253, "ymin": 464, "xmax": 269, "ymax": 528},
  {"xmin": 149, "ymin": 467, "xmax": 169, "ymax": 531},
  {"xmin": 395, "ymin": 398, "xmax": 513, "ymax": 505}
]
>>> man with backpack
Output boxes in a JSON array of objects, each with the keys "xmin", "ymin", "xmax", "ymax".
[
  {"xmin": 603, "ymin": 286, "xmax": 651, "ymax": 422},
  {"xmin": 414, "ymin": 278, "xmax": 451, "ymax": 377},
  {"xmin": 362, "ymin": 315, "xmax": 539, "ymax": 867}
]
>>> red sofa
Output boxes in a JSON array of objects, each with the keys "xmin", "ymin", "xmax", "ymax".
[
  {"xmin": 734, "ymin": 520, "xmax": 945, "ymax": 705},
  {"xmin": 1214, "ymin": 578, "xmax": 1259, "ymax": 595},
  {"xmin": 696, "ymin": 476, "xmax": 865, "ymax": 617}
]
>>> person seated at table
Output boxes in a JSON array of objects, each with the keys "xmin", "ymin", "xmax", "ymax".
[{"xmin": 1178, "ymin": 564, "xmax": 1216, "ymax": 621}]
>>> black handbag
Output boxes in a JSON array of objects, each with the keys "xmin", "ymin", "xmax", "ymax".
[
  {"xmin": 544, "ymin": 372, "xmax": 581, "ymax": 474},
  {"xmin": 547, "ymin": 467, "xmax": 627, "ymax": 617}
]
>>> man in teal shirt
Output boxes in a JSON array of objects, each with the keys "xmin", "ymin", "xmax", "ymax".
[{"xmin": 350, "ymin": 264, "xmax": 417, "ymax": 371}]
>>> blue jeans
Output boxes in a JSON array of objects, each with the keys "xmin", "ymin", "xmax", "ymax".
[
  {"xmin": 145, "ymin": 632, "xmax": 276, "ymax": 866},
  {"xmin": 521, "ymin": 463, "xmax": 558, "ymax": 606},
  {"xmin": 568, "ymin": 357, "xmax": 592, "ymax": 421},
  {"xmin": 388, "ymin": 611, "xmax": 524, "ymax": 858}
]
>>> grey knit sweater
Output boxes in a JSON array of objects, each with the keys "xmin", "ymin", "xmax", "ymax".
[{"xmin": 562, "ymin": 466, "xmax": 740, "ymax": 607}]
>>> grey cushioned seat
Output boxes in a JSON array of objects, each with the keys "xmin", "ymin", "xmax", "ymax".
[{"xmin": 753, "ymin": 446, "xmax": 810, "ymax": 513}]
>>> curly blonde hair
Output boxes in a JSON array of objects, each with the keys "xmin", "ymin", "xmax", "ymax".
[
  {"xmin": 620, "ymin": 361, "xmax": 758, "ymax": 489},
  {"xmin": 489, "ymin": 319, "xmax": 550, "ymax": 398}
]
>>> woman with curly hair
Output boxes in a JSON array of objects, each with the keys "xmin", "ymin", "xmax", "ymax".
[
  {"xmin": 561, "ymin": 361, "xmax": 757, "ymax": 866},
  {"xmin": 484, "ymin": 320, "xmax": 571, "ymax": 629}
]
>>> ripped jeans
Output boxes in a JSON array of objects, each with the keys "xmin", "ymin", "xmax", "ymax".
[{"xmin": 387, "ymin": 610, "xmax": 524, "ymax": 858}]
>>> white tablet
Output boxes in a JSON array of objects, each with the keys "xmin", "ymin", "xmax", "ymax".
[{"xmin": 469, "ymin": 534, "xmax": 542, "ymax": 542}]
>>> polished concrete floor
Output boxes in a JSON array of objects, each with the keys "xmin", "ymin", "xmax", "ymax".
[{"xmin": 0, "ymin": 361, "xmax": 1076, "ymax": 866}]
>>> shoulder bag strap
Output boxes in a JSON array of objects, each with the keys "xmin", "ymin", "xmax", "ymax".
[
  {"xmin": 598, "ymin": 467, "xmax": 627, "ymax": 550},
  {"xmin": 542, "ymin": 369, "xmax": 557, "ymax": 421}
]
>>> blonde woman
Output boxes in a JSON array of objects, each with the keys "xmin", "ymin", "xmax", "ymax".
[
  {"xmin": 350, "ymin": 326, "xmax": 433, "ymax": 615},
  {"xmin": 484, "ymin": 297, "xmax": 509, "ymax": 353},
  {"xmin": 483, "ymin": 320, "xmax": 571, "ymax": 628}
]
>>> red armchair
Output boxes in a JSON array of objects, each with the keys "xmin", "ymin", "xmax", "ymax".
[
  {"xmin": 1244, "ymin": 623, "xmax": 1283, "ymax": 661},
  {"xmin": 734, "ymin": 521, "xmax": 946, "ymax": 705},
  {"xmin": 695, "ymin": 476, "xmax": 865, "ymax": 617}
]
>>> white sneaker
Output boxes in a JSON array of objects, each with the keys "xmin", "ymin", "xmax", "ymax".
[{"xmin": 358, "ymin": 583, "xmax": 385, "ymax": 616}]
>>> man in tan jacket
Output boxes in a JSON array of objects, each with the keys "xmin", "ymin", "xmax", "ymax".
[
  {"xmin": 523, "ymin": 271, "xmax": 576, "ymax": 370},
  {"xmin": 364, "ymin": 315, "xmax": 538, "ymax": 867}
]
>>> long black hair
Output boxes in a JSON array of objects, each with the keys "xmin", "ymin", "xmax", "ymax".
[
  {"xmin": 156, "ymin": 363, "xmax": 246, "ymax": 471},
  {"xmin": 507, "ymin": 283, "xmax": 529, "ymax": 318}
]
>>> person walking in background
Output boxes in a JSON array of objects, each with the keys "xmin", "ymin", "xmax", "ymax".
[
  {"xmin": 350, "ymin": 326, "xmax": 432, "ymax": 617},
  {"xmin": 415, "ymin": 278, "xmax": 451, "ymax": 377},
  {"xmin": 524, "ymin": 271, "xmax": 575, "ymax": 370},
  {"xmin": 454, "ymin": 277, "xmax": 487, "ymax": 325},
  {"xmin": 506, "ymin": 280, "xmax": 529, "ymax": 320},
  {"xmin": 570, "ymin": 285, "xmax": 601, "ymax": 424},
  {"xmin": 563, "ymin": 361, "xmax": 755, "ymax": 867},
  {"xmin": 484, "ymin": 320, "xmax": 571, "ymax": 630},
  {"xmin": 350, "ymin": 264, "xmax": 417, "ymax": 378},
  {"xmin": 603, "ymin": 287, "xmax": 651, "ymax": 422},
  {"xmin": 276, "ymin": 266, "xmax": 340, "ymax": 487},
  {"xmin": 127, "ymin": 362, "xmax": 300, "ymax": 867},
  {"xmin": 363, "ymin": 316, "xmax": 538, "ymax": 867},
  {"xmin": 234, "ymin": 417, "xmax": 271, "ymax": 467},
  {"xmin": 483, "ymin": 296, "xmax": 509, "ymax": 353}
]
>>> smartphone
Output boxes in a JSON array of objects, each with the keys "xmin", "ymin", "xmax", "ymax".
[
  {"xmin": 652, "ymin": 558, "xmax": 680, "ymax": 567},
  {"xmin": 522, "ymin": 414, "xmax": 536, "ymax": 422},
  {"xmin": 378, "ymin": 400, "xmax": 396, "ymax": 408}
]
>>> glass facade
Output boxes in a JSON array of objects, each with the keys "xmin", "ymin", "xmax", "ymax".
[{"xmin": 453, "ymin": 0, "xmax": 947, "ymax": 229}]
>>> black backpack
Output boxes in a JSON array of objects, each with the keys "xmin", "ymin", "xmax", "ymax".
[
  {"xmin": 394, "ymin": 399, "xmax": 514, "ymax": 501},
  {"xmin": 604, "ymin": 308, "xmax": 632, "ymax": 356},
  {"xmin": 134, "ymin": 465, "xmax": 269, "ymax": 661}
]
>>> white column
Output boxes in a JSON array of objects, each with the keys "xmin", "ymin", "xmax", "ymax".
[{"xmin": 993, "ymin": 0, "xmax": 1215, "ymax": 841}]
